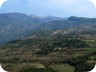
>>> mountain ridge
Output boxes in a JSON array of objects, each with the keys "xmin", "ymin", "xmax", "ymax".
[{"xmin": 0, "ymin": 13, "xmax": 96, "ymax": 45}]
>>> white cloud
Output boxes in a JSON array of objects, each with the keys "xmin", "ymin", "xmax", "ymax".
[
  {"xmin": 89, "ymin": 0, "xmax": 96, "ymax": 7},
  {"xmin": 0, "ymin": 0, "xmax": 7, "ymax": 7}
]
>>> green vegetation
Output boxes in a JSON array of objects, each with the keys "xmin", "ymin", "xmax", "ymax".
[
  {"xmin": 37, "ymin": 35, "xmax": 88, "ymax": 55},
  {"xmin": 0, "ymin": 31, "xmax": 96, "ymax": 72},
  {"xmin": 66, "ymin": 54, "xmax": 95, "ymax": 72},
  {"xmin": 0, "ymin": 13, "xmax": 96, "ymax": 72},
  {"xmin": 49, "ymin": 64, "xmax": 75, "ymax": 72}
]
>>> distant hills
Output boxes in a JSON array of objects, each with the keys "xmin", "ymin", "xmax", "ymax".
[
  {"xmin": 30, "ymin": 14, "xmax": 65, "ymax": 22},
  {"xmin": 0, "ymin": 13, "xmax": 42, "ymax": 44},
  {"xmin": 0, "ymin": 13, "xmax": 96, "ymax": 45},
  {"xmin": 39, "ymin": 16, "xmax": 96, "ymax": 29}
]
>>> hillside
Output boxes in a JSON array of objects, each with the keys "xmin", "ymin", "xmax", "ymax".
[
  {"xmin": 0, "ymin": 13, "xmax": 42, "ymax": 44},
  {"xmin": 0, "ymin": 13, "xmax": 96, "ymax": 45},
  {"xmin": 0, "ymin": 13, "xmax": 96, "ymax": 72},
  {"xmin": 39, "ymin": 16, "xmax": 96, "ymax": 31},
  {"xmin": 0, "ymin": 31, "xmax": 96, "ymax": 72}
]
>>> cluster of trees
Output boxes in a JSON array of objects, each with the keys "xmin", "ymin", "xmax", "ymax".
[
  {"xmin": 5, "ymin": 34, "xmax": 88, "ymax": 54},
  {"xmin": 1, "ymin": 33, "xmax": 95, "ymax": 72},
  {"xmin": 37, "ymin": 35, "xmax": 88, "ymax": 54},
  {"xmin": 0, "ymin": 57, "xmax": 19, "ymax": 63},
  {"xmin": 65, "ymin": 54, "xmax": 94, "ymax": 72}
]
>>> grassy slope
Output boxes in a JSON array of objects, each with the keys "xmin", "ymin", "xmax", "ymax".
[{"xmin": 0, "ymin": 35, "xmax": 96, "ymax": 72}]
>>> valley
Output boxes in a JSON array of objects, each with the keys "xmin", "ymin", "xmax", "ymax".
[{"xmin": 0, "ymin": 13, "xmax": 96, "ymax": 72}]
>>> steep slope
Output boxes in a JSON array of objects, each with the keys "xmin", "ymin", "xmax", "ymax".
[{"xmin": 0, "ymin": 13, "xmax": 42, "ymax": 44}]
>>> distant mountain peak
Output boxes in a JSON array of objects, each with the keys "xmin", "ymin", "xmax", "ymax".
[{"xmin": 68, "ymin": 16, "xmax": 91, "ymax": 21}]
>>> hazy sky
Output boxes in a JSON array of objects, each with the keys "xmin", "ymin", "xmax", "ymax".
[{"xmin": 0, "ymin": 0, "xmax": 96, "ymax": 17}]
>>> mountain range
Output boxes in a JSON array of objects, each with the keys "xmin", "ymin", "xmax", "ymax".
[{"xmin": 0, "ymin": 13, "xmax": 96, "ymax": 45}]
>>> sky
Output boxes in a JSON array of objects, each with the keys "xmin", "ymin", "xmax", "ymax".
[{"xmin": 0, "ymin": 0, "xmax": 96, "ymax": 17}]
